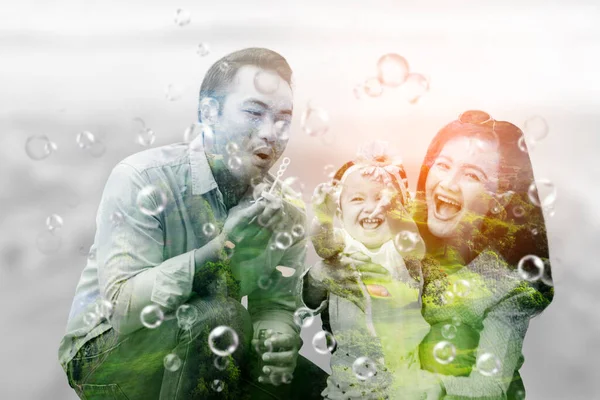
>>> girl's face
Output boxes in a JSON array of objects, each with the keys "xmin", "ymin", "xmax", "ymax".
[
  {"xmin": 425, "ymin": 137, "xmax": 500, "ymax": 238},
  {"xmin": 339, "ymin": 170, "xmax": 394, "ymax": 250}
]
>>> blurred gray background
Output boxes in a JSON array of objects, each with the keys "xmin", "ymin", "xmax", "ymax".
[{"xmin": 1, "ymin": 0, "xmax": 599, "ymax": 398}]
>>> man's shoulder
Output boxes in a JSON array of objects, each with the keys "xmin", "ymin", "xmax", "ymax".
[{"xmin": 118, "ymin": 142, "xmax": 190, "ymax": 174}]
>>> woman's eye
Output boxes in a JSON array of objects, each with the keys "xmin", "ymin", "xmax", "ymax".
[
  {"xmin": 465, "ymin": 172, "xmax": 481, "ymax": 182},
  {"xmin": 435, "ymin": 161, "xmax": 450, "ymax": 170}
]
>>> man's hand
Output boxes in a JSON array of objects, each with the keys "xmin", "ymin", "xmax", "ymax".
[{"xmin": 252, "ymin": 331, "xmax": 300, "ymax": 386}]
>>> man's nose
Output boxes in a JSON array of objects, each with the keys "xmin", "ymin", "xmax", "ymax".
[{"xmin": 257, "ymin": 118, "xmax": 277, "ymax": 143}]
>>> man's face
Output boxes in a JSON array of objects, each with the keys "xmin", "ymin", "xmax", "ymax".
[{"xmin": 211, "ymin": 65, "xmax": 293, "ymax": 183}]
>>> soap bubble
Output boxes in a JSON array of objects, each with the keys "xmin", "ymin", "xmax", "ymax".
[
  {"xmin": 136, "ymin": 186, "xmax": 167, "ymax": 216},
  {"xmin": 293, "ymin": 307, "xmax": 314, "ymax": 328},
  {"xmin": 200, "ymin": 97, "xmax": 220, "ymax": 126},
  {"xmin": 402, "ymin": 73, "xmax": 429, "ymax": 104},
  {"xmin": 210, "ymin": 379, "xmax": 224, "ymax": 392},
  {"xmin": 183, "ymin": 123, "xmax": 200, "ymax": 143},
  {"xmin": 196, "ymin": 42, "xmax": 210, "ymax": 57},
  {"xmin": 300, "ymin": 105, "xmax": 329, "ymax": 137},
  {"xmin": 514, "ymin": 389, "xmax": 525, "ymax": 400},
  {"xmin": 227, "ymin": 155, "xmax": 243, "ymax": 171},
  {"xmin": 451, "ymin": 316, "xmax": 461, "ymax": 327},
  {"xmin": 83, "ymin": 312, "xmax": 99, "ymax": 327},
  {"xmin": 214, "ymin": 356, "xmax": 230, "ymax": 371},
  {"xmin": 312, "ymin": 331, "xmax": 337, "ymax": 354},
  {"xmin": 352, "ymin": 356, "xmax": 377, "ymax": 381},
  {"xmin": 517, "ymin": 255, "xmax": 544, "ymax": 281},
  {"xmin": 281, "ymin": 373, "xmax": 293, "ymax": 384},
  {"xmin": 527, "ymin": 179, "xmax": 556, "ymax": 209},
  {"xmin": 453, "ymin": 280, "xmax": 471, "ymax": 297},
  {"xmin": 208, "ymin": 326, "xmax": 239, "ymax": 357},
  {"xmin": 76, "ymin": 131, "xmax": 96, "ymax": 149},
  {"xmin": 441, "ymin": 291, "xmax": 455, "ymax": 305},
  {"xmin": 140, "ymin": 304, "xmax": 164, "ymax": 329},
  {"xmin": 225, "ymin": 142, "xmax": 239, "ymax": 154},
  {"xmin": 257, "ymin": 275, "xmax": 273, "ymax": 290},
  {"xmin": 523, "ymin": 116, "xmax": 548, "ymax": 144},
  {"xmin": 531, "ymin": 228, "xmax": 539, "ymax": 236},
  {"xmin": 95, "ymin": 299, "xmax": 114, "ymax": 319},
  {"xmin": 441, "ymin": 324, "xmax": 457, "ymax": 340},
  {"xmin": 364, "ymin": 77, "xmax": 383, "ymax": 97},
  {"xmin": 323, "ymin": 164, "xmax": 335, "ymax": 178},
  {"xmin": 202, "ymin": 223, "xmax": 216, "ymax": 238},
  {"xmin": 110, "ymin": 211, "xmax": 125, "ymax": 227},
  {"xmin": 512, "ymin": 205, "xmax": 525, "ymax": 218},
  {"xmin": 273, "ymin": 120, "xmax": 290, "ymax": 141},
  {"xmin": 377, "ymin": 53, "xmax": 410, "ymax": 87},
  {"xmin": 517, "ymin": 137, "xmax": 529, "ymax": 153},
  {"xmin": 36, "ymin": 230, "xmax": 62, "ymax": 254},
  {"xmin": 164, "ymin": 353, "xmax": 182, "ymax": 371},
  {"xmin": 254, "ymin": 70, "xmax": 280, "ymax": 94},
  {"xmin": 46, "ymin": 214, "xmax": 63, "ymax": 231},
  {"xmin": 219, "ymin": 61, "xmax": 231, "ymax": 73},
  {"xmin": 394, "ymin": 231, "xmax": 419, "ymax": 252},
  {"xmin": 174, "ymin": 9, "xmax": 191, "ymax": 26},
  {"xmin": 291, "ymin": 224, "xmax": 305, "ymax": 238},
  {"xmin": 87, "ymin": 247, "xmax": 97, "ymax": 261},
  {"xmin": 165, "ymin": 84, "xmax": 184, "ymax": 101},
  {"xmin": 89, "ymin": 140, "xmax": 106, "ymax": 158},
  {"xmin": 476, "ymin": 353, "xmax": 501, "ymax": 376},
  {"xmin": 136, "ymin": 128, "xmax": 156, "ymax": 147},
  {"xmin": 25, "ymin": 135, "xmax": 57, "ymax": 160},
  {"xmin": 274, "ymin": 232, "xmax": 293, "ymax": 250},
  {"xmin": 433, "ymin": 341, "xmax": 456, "ymax": 365},
  {"xmin": 176, "ymin": 304, "xmax": 199, "ymax": 330}
]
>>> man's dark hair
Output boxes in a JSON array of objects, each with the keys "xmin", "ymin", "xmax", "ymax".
[{"xmin": 198, "ymin": 48, "xmax": 293, "ymax": 122}]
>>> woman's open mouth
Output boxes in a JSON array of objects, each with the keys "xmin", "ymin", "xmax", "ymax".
[
  {"xmin": 434, "ymin": 194, "xmax": 462, "ymax": 220},
  {"xmin": 360, "ymin": 217, "xmax": 383, "ymax": 230}
]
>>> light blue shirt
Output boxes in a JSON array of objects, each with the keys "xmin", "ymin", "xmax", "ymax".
[{"xmin": 59, "ymin": 138, "xmax": 308, "ymax": 367}]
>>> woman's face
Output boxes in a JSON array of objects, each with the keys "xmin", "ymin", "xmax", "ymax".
[{"xmin": 425, "ymin": 137, "xmax": 500, "ymax": 238}]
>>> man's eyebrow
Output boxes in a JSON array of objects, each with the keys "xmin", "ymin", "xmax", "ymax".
[{"xmin": 242, "ymin": 98, "xmax": 292, "ymax": 116}]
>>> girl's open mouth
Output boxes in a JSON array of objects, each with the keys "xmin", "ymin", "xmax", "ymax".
[{"xmin": 360, "ymin": 217, "xmax": 383, "ymax": 230}]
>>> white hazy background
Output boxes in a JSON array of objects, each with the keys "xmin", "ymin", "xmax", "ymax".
[{"xmin": 1, "ymin": 0, "xmax": 599, "ymax": 399}]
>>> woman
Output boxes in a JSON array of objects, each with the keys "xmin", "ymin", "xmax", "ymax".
[{"xmin": 407, "ymin": 109, "xmax": 554, "ymax": 399}]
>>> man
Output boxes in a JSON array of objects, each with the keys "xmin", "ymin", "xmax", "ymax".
[{"xmin": 59, "ymin": 48, "xmax": 324, "ymax": 399}]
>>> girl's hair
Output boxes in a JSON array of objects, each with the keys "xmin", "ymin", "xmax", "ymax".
[{"xmin": 414, "ymin": 111, "xmax": 550, "ymax": 270}]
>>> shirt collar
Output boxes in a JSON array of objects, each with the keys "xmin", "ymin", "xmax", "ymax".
[{"xmin": 188, "ymin": 137, "xmax": 219, "ymax": 195}]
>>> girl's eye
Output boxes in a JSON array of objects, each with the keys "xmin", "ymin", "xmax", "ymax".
[{"xmin": 351, "ymin": 196, "xmax": 364, "ymax": 202}]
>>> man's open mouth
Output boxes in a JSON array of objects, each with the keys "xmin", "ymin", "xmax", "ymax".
[
  {"xmin": 434, "ymin": 194, "xmax": 462, "ymax": 220},
  {"xmin": 252, "ymin": 147, "xmax": 273, "ymax": 164},
  {"xmin": 360, "ymin": 217, "xmax": 383, "ymax": 230}
]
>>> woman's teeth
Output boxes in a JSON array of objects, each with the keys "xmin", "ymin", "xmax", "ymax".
[{"xmin": 435, "ymin": 194, "xmax": 462, "ymax": 218}]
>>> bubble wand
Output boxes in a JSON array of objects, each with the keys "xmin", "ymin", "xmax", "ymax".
[{"xmin": 268, "ymin": 157, "xmax": 291, "ymax": 195}]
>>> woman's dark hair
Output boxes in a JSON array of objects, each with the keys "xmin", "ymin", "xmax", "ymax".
[
  {"xmin": 198, "ymin": 47, "xmax": 293, "ymax": 123},
  {"xmin": 414, "ymin": 111, "xmax": 550, "ymax": 270}
]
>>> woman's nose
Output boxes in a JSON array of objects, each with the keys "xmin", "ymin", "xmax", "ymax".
[{"xmin": 439, "ymin": 170, "xmax": 460, "ymax": 192}]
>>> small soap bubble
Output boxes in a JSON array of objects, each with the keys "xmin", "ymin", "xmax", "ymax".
[
  {"xmin": 227, "ymin": 155, "xmax": 243, "ymax": 171},
  {"xmin": 83, "ymin": 312, "xmax": 99, "ymax": 327},
  {"xmin": 76, "ymin": 131, "xmax": 96, "ymax": 149},
  {"xmin": 211, "ymin": 379, "xmax": 224, "ymax": 392},
  {"xmin": 364, "ymin": 77, "xmax": 383, "ymax": 97},
  {"xmin": 137, "ymin": 186, "xmax": 168, "ymax": 216},
  {"xmin": 281, "ymin": 373, "xmax": 293, "ymax": 384},
  {"xmin": 202, "ymin": 222, "xmax": 216, "ymax": 237},
  {"xmin": 46, "ymin": 214, "xmax": 63, "ymax": 231},
  {"xmin": 512, "ymin": 205, "xmax": 525, "ymax": 218},
  {"xmin": 312, "ymin": 331, "xmax": 337, "ymax": 354},
  {"xmin": 300, "ymin": 106, "xmax": 329, "ymax": 137},
  {"xmin": 196, "ymin": 42, "xmax": 210, "ymax": 57},
  {"xmin": 136, "ymin": 128, "xmax": 156, "ymax": 147},
  {"xmin": 433, "ymin": 341, "xmax": 456, "ymax": 365},
  {"xmin": 527, "ymin": 179, "xmax": 556, "ymax": 209},
  {"xmin": 323, "ymin": 164, "xmax": 335, "ymax": 178},
  {"xmin": 140, "ymin": 304, "xmax": 164, "ymax": 329},
  {"xmin": 441, "ymin": 290, "xmax": 455, "ymax": 305},
  {"xmin": 87, "ymin": 247, "xmax": 97, "ymax": 261},
  {"xmin": 208, "ymin": 326, "xmax": 239, "ymax": 357},
  {"xmin": 490, "ymin": 204, "xmax": 503, "ymax": 214},
  {"xmin": 544, "ymin": 205, "xmax": 556, "ymax": 218},
  {"xmin": 517, "ymin": 137, "xmax": 529, "ymax": 153},
  {"xmin": 523, "ymin": 116, "xmax": 548, "ymax": 144},
  {"xmin": 25, "ymin": 135, "xmax": 57, "ymax": 160},
  {"xmin": 402, "ymin": 73, "xmax": 429, "ymax": 104},
  {"xmin": 451, "ymin": 316, "xmax": 462, "ymax": 327},
  {"xmin": 254, "ymin": 70, "xmax": 280, "ymax": 94},
  {"xmin": 273, "ymin": 120, "xmax": 290, "ymax": 141},
  {"xmin": 95, "ymin": 299, "xmax": 114, "ymax": 319},
  {"xmin": 36, "ymin": 230, "xmax": 62, "ymax": 255},
  {"xmin": 531, "ymin": 228, "xmax": 539, "ymax": 236},
  {"xmin": 476, "ymin": 353, "xmax": 502, "ymax": 376},
  {"xmin": 293, "ymin": 307, "xmax": 314, "ymax": 328},
  {"xmin": 225, "ymin": 142, "xmax": 239, "ymax": 154},
  {"xmin": 214, "ymin": 356, "xmax": 230, "ymax": 371},
  {"xmin": 291, "ymin": 224, "xmax": 305, "ymax": 238},
  {"xmin": 200, "ymin": 97, "xmax": 220, "ymax": 126},
  {"xmin": 517, "ymin": 255, "xmax": 544, "ymax": 281},
  {"xmin": 441, "ymin": 324, "xmax": 457, "ymax": 340},
  {"xmin": 352, "ymin": 356, "xmax": 377, "ymax": 381},
  {"xmin": 377, "ymin": 53, "xmax": 410, "ymax": 87},
  {"xmin": 257, "ymin": 275, "xmax": 273, "ymax": 290},
  {"xmin": 274, "ymin": 232, "xmax": 293, "ymax": 250},
  {"xmin": 110, "ymin": 211, "xmax": 125, "ymax": 227},
  {"xmin": 394, "ymin": 231, "xmax": 419, "ymax": 252},
  {"xmin": 164, "ymin": 353, "xmax": 182, "ymax": 371},
  {"xmin": 514, "ymin": 389, "xmax": 526, "ymax": 400},
  {"xmin": 183, "ymin": 123, "xmax": 199, "ymax": 143},
  {"xmin": 89, "ymin": 140, "xmax": 106, "ymax": 158},
  {"xmin": 165, "ymin": 84, "xmax": 184, "ymax": 101},
  {"xmin": 176, "ymin": 304, "xmax": 199, "ymax": 330},
  {"xmin": 453, "ymin": 280, "xmax": 471, "ymax": 297},
  {"xmin": 174, "ymin": 8, "xmax": 191, "ymax": 26}
]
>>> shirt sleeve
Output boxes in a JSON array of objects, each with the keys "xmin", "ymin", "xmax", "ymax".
[
  {"xmin": 96, "ymin": 163, "xmax": 220, "ymax": 334},
  {"xmin": 439, "ymin": 282, "xmax": 553, "ymax": 399}
]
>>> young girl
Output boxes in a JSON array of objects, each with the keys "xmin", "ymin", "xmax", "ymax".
[{"xmin": 305, "ymin": 142, "xmax": 433, "ymax": 399}]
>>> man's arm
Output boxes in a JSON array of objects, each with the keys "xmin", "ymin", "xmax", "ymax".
[{"xmin": 96, "ymin": 163, "xmax": 224, "ymax": 334}]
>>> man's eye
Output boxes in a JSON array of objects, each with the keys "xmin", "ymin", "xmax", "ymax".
[{"xmin": 244, "ymin": 110, "xmax": 263, "ymax": 117}]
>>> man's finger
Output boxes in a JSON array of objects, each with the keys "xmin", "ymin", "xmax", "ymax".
[
  {"xmin": 262, "ymin": 350, "xmax": 296, "ymax": 366},
  {"xmin": 265, "ymin": 333, "xmax": 299, "ymax": 351}
]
